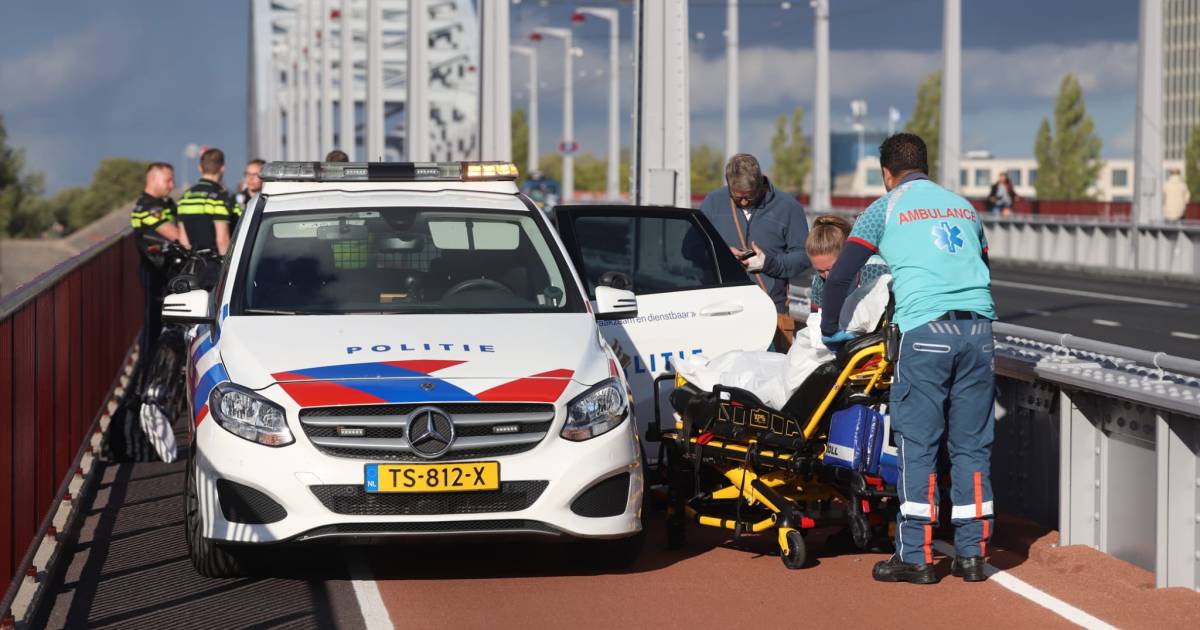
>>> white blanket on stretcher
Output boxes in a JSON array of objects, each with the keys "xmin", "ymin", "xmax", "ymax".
[{"xmin": 675, "ymin": 274, "xmax": 892, "ymax": 409}]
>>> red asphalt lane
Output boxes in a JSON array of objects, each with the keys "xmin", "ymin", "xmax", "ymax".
[{"xmin": 362, "ymin": 514, "xmax": 1200, "ymax": 629}]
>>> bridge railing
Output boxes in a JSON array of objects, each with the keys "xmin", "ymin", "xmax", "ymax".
[
  {"xmin": 985, "ymin": 323, "xmax": 1199, "ymax": 589},
  {"xmin": 0, "ymin": 231, "xmax": 142, "ymax": 620}
]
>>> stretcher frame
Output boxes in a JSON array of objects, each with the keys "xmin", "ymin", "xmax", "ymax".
[{"xmin": 657, "ymin": 338, "xmax": 899, "ymax": 569}]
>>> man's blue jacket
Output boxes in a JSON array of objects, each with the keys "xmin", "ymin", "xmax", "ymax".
[{"xmin": 698, "ymin": 178, "xmax": 811, "ymax": 313}]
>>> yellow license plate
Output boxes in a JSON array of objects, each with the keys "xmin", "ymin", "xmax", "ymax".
[{"xmin": 364, "ymin": 462, "xmax": 500, "ymax": 493}]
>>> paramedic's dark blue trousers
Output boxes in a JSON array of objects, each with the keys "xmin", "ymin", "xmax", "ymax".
[{"xmin": 890, "ymin": 313, "xmax": 995, "ymax": 565}]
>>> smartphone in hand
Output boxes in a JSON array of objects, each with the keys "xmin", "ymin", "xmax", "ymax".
[{"xmin": 736, "ymin": 248, "xmax": 755, "ymax": 261}]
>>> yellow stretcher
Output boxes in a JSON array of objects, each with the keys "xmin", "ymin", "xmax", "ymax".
[{"xmin": 655, "ymin": 329, "xmax": 900, "ymax": 569}]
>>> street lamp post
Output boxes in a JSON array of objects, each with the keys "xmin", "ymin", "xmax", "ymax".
[
  {"xmin": 511, "ymin": 45, "xmax": 539, "ymax": 174},
  {"xmin": 320, "ymin": 0, "xmax": 335, "ymax": 156},
  {"xmin": 533, "ymin": 27, "xmax": 575, "ymax": 202},
  {"xmin": 339, "ymin": 0, "xmax": 355, "ymax": 159},
  {"xmin": 940, "ymin": 0, "xmax": 962, "ymax": 191},
  {"xmin": 726, "ymin": 0, "xmax": 738, "ymax": 160},
  {"xmin": 575, "ymin": 8, "xmax": 620, "ymax": 200},
  {"xmin": 365, "ymin": 0, "xmax": 384, "ymax": 160},
  {"xmin": 811, "ymin": 0, "xmax": 831, "ymax": 212}
]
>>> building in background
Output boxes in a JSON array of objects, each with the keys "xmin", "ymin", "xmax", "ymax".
[
  {"xmin": 1165, "ymin": 0, "xmax": 1199, "ymax": 161},
  {"xmin": 248, "ymin": 0, "xmax": 480, "ymax": 163},
  {"xmin": 830, "ymin": 130, "xmax": 888, "ymax": 194},
  {"xmin": 846, "ymin": 154, "xmax": 1185, "ymax": 202}
]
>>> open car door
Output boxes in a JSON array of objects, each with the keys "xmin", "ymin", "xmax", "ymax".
[{"xmin": 554, "ymin": 205, "xmax": 777, "ymax": 443}]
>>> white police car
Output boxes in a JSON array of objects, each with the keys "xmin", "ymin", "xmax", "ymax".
[{"xmin": 163, "ymin": 161, "xmax": 775, "ymax": 576}]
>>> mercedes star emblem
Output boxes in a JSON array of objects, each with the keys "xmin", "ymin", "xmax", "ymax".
[{"xmin": 408, "ymin": 407, "xmax": 455, "ymax": 459}]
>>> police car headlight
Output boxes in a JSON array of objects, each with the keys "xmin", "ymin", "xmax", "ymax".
[
  {"xmin": 561, "ymin": 378, "xmax": 629, "ymax": 442},
  {"xmin": 209, "ymin": 384, "xmax": 293, "ymax": 447}
]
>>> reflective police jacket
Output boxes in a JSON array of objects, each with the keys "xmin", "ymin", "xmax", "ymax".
[{"xmin": 177, "ymin": 179, "xmax": 236, "ymax": 252}]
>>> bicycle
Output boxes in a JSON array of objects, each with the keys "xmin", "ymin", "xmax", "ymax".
[{"xmin": 129, "ymin": 237, "xmax": 223, "ymax": 463}]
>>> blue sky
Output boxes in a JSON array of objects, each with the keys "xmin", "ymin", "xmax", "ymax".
[{"xmin": 1, "ymin": 0, "xmax": 1139, "ymax": 193}]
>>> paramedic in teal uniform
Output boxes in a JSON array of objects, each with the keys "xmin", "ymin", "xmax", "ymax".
[{"xmin": 820, "ymin": 133, "xmax": 997, "ymax": 585}]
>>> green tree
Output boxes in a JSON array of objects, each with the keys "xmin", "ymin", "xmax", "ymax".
[
  {"xmin": 511, "ymin": 109, "xmax": 529, "ymax": 184},
  {"xmin": 905, "ymin": 70, "xmax": 941, "ymax": 181},
  {"xmin": 0, "ymin": 113, "xmax": 48, "ymax": 236},
  {"xmin": 1033, "ymin": 74, "xmax": 1104, "ymax": 199},
  {"xmin": 1186, "ymin": 125, "xmax": 1200, "ymax": 202},
  {"xmin": 1033, "ymin": 118, "xmax": 1055, "ymax": 198},
  {"xmin": 770, "ymin": 106, "xmax": 812, "ymax": 194},
  {"xmin": 690, "ymin": 144, "xmax": 724, "ymax": 194}
]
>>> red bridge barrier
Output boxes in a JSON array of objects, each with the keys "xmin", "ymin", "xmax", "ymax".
[{"xmin": 0, "ymin": 232, "xmax": 142, "ymax": 608}]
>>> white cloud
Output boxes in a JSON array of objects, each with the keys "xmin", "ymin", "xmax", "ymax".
[
  {"xmin": 687, "ymin": 41, "xmax": 1138, "ymax": 117},
  {"xmin": 0, "ymin": 19, "xmax": 135, "ymax": 112}
]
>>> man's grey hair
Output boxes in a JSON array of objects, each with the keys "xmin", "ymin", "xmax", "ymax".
[{"xmin": 725, "ymin": 153, "xmax": 763, "ymax": 190}]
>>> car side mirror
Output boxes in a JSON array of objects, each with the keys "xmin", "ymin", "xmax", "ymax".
[
  {"xmin": 163, "ymin": 289, "xmax": 213, "ymax": 324},
  {"xmin": 597, "ymin": 271, "xmax": 633, "ymax": 291},
  {"xmin": 594, "ymin": 286, "xmax": 637, "ymax": 321}
]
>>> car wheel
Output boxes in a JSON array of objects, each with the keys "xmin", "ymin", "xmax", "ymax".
[{"xmin": 185, "ymin": 450, "xmax": 248, "ymax": 578}]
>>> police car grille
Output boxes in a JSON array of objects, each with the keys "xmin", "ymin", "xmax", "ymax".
[
  {"xmin": 310, "ymin": 481, "xmax": 549, "ymax": 516},
  {"xmin": 298, "ymin": 404, "xmax": 555, "ymax": 461}
]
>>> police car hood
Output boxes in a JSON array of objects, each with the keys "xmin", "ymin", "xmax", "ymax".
[{"xmin": 217, "ymin": 313, "xmax": 611, "ymax": 405}]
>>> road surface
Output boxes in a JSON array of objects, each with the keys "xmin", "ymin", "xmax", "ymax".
[{"xmin": 990, "ymin": 266, "xmax": 1200, "ymax": 360}]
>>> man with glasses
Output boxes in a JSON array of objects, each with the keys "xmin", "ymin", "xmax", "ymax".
[
  {"xmin": 698, "ymin": 153, "xmax": 810, "ymax": 350},
  {"xmin": 235, "ymin": 158, "xmax": 266, "ymax": 224}
]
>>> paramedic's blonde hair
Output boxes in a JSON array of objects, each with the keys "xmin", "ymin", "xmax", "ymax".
[{"xmin": 806, "ymin": 215, "xmax": 853, "ymax": 256}]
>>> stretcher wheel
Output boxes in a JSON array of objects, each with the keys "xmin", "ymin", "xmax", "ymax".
[{"xmin": 779, "ymin": 529, "xmax": 807, "ymax": 569}]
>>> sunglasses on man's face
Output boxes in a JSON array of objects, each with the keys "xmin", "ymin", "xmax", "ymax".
[{"xmin": 730, "ymin": 190, "xmax": 756, "ymax": 204}]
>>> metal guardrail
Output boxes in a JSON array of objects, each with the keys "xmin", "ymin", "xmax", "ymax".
[
  {"xmin": 991, "ymin": 321, "xmax": 1199, "ymax": 590},
  {"xmin": 980, "ymin": 216, "xmax": 1200, "ymax": 278},
  {"xmin": 0, "ymin": 231, "xmax": 143, "ymax": 622}
]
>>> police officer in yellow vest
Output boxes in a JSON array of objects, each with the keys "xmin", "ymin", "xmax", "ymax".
[
  {"xmin": 131, "ymin": 162, "xmax": 184, "ymax": 361},
  {"xmin": 178, "ymin": 148, "xmax": 239, "ymax": 255}
]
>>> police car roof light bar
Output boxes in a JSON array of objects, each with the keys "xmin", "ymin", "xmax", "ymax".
[{"xmin": 260, "ymin": 161, "xmax": 520, "ymax": 183}]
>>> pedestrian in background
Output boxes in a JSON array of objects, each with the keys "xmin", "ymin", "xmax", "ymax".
[
  {"xmin": 820, "ymin": 133, "xmax": 996, "ymax": 585},
  {"xmin": 987, "ymin": 172, "xmax": 1015, "ymax": 217},
  {"xmin": 1163, "ymin": 168, "xmax": 1188, "ymax": 223},
  {"xmin": 698, "ymin": 153, "xmax": 810, "ymax": 351}
]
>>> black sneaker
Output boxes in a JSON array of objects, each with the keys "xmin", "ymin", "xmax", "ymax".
[
  {"xmin": 951, "ymin": 556, "xmax": 987, "ymax": 582},
  {"xmin": 872, "ymin": 555, "xmax": 938, "ymax": 584}
]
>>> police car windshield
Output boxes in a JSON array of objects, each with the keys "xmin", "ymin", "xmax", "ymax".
[{"xmin": 240, "ymin": 207, "xmax": 583, "ymax": 315}]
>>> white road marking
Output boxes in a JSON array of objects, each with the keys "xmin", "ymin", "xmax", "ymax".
[
  {"xmin": 346, "ymin": 550, "xmax": 394, "ymax": 630},
  {"xmin": 1023, "ymin": 308, "xmax": 1053, "ymax": 317},
  {"xmin": 991, "ymin": 280, "xmax": 1191, "ymax": 309},
  {"xmin": 1170, "ymin": 331, "xmax": 1200, "ymax": 340},
  {"xmin": 1091, "ymin": 319, "xmax": 1122, "ymax": 327},
  {"xmin": 931, "ymin": 541, "xmax": 1116, "ymax": 630}
]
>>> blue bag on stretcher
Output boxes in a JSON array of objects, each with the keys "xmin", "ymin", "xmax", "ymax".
[{"xmin": 824, "ymin": 405, "xmax": 898, "ymax": 486}]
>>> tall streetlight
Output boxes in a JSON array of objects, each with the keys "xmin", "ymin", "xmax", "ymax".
[
  {"xmin": 726, "ymin": 0, "xmax": 739, "ymax": 159},
  {"xmin": 320, "ymin": 0, "xmax": 335, "ymax": 156},
  {"xmin": 338, "ymin": 0, "xmax": 355, "ymax": 159},
  {"xmin": 365, "ymin": 0, "xmax": 384, "ymax": 160},
  {"xmin": 1132, "ymin": 0, "xmax": 1163, "ymax": 270},
  {"xmin": 810, "ymin": 0, "xmax": 831, "ymax": 212},
  {"xmin": 532, "ymin": 27, "xmax": 575, "ymax": 202},
  {"xmin": 940, "ymin": 0, "xmax": 961, "ymax": 191},
  {"xmin": 575, "ymin": 7, "xmax": 620, "ymax": 200},
  {"xmin": 512, "ymin": 45, "xmax": 540, "ymax": 174},
  {"xmin": 408, "ymin": 0, "xmax": 431, "ymax": 161},
  {"xmin": 289, "ymin": 7, "xmax": 302, "ymax": 160},
  {"xmin": 303, "ymin": 0, "xmax": 318, "ymax": 159}
]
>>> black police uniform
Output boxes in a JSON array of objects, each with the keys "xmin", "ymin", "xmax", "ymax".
[
  {"xmin": 177, "ymin": 179, "xmax": 236, "ymax": 251},
  {"xmin": 130, "ymin": 192, "xmax": 178, "ymax": 360}
]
